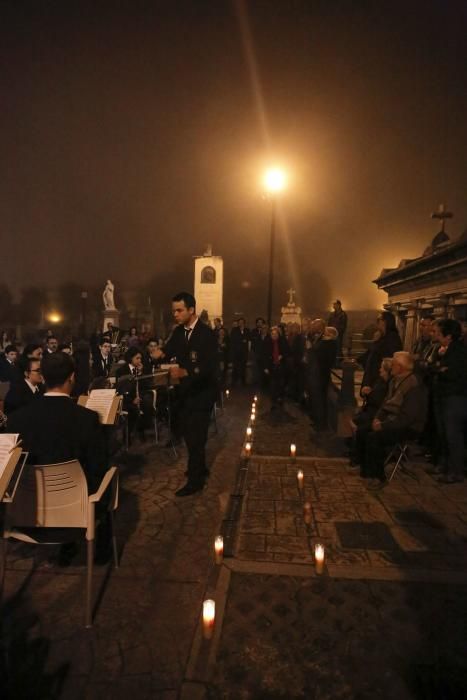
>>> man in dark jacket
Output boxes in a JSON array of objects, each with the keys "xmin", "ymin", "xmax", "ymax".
[
  {"xmin": 327, "ymin": 300, "xmax": 348, "ymax": 364},
  {"xmin": 430, "ymin": 319, "xmax": 467, "ymax": 483},
  {"xmin": 0, "ymin": 345, "xmax": 21, "ymax": 383},
  {"xmin": 361, "ymin": 311, "xmax": 402, "ymax": 394},
  {"xmin": 152, "ymin": 292, "xmax": 218, "ymax": 496},
  {"xmin": 230, "ymin": 318, "xmax": 250, "ymax": 386},
  {"xmin": 8, "ymin": 352, "xmax": 108, "ymax": 492},
  {"xmin": 4, "ymin": 357, "xmax": 43, "ymax": 415},
  {"xmin": 306, "ymin": 319, "xmax": 333, "ymax": 431}
]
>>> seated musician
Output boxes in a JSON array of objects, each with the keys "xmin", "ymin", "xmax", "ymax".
[
  {"xmin": 115, "ymin": 347, "xmax": 153, "ymax": 440},
  {"xmin": 92, "ymin": 338, "xmax": 113, "ymax": 380},
  {"xmin": 143, "ymin": 338, "xmax": 162, "ymax": 374},
  {"xmin": 4, "ymin": 356, "xmax": 44, "ymax": 415}
]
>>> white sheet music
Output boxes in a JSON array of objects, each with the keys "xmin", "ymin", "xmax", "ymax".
[
  {"xmin": 0, "ymin": 434, "xmax": 20, "ymax": 479},
  {"xmin": 86, "ymin": 389, "xmax": 116, "ymax": 423}
]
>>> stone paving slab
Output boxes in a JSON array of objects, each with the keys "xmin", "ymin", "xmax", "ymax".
[
  {"xmin": 235, "ymin": 456, "xmax": 467, "ymax": 582},
  {"xmin": 209, "ymin": 572, "xmax": 467, "ymax": 699}
]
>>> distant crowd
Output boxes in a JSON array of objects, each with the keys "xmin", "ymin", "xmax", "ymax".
[{"xmin": 1, "ymin": 298, "xmax": 467, "ymax": 489}]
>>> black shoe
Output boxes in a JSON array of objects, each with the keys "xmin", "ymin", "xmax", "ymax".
[{"xmin": 175, "ymin": 482, "xmax": 205, "ymax": 497}]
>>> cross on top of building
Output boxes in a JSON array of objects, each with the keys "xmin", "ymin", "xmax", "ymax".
[
  {"xmin": 287, "ymin": 287, "xmax": 296, "ymax": 305},
  {"xmin": 431, "ymin": 203, "xmax": 453, "ymax": 233}
]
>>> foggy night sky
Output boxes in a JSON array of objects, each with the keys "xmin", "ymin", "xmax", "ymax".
[{"xmin": 2, "ymin": 0, "xmax": 467, "ymax": 314}]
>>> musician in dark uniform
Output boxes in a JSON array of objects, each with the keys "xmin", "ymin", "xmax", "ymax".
[
  {"xmin": 116, "ymin": 347, "xmax": 153, "ymax": 439},
  {"xmin": 153, "ymin": 292, "xmax": 218, "ymax": 496},
  {"xmin": 92, "ymin": 338, "xmax": 113, "ymax": 380}
]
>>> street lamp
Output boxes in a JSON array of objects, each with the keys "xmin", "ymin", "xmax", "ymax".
[{"xmin": 263, "ymin": 167, "xmax": 287, "ymax": 326}]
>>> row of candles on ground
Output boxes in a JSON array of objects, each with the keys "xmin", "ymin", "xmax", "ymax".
[{"xmin": 204, "ymin": 538, "xmax": 325, "ymax": 640}]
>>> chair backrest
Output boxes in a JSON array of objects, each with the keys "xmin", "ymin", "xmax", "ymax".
[{"xmin": 8, "ymin": 460, "xmax": 89, "ymax": 529}]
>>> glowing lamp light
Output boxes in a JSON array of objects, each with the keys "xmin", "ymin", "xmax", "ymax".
[
  {"xmin": 203, "ymin": 599, "xmax": 216, "ymax": 639},
  {"xmin": 47, "ymin": 312, "xmax": 62, "ymax": 324},
  {"xmin": 264, "ymin": 167, "xmax": 287, "ymax": 193}
]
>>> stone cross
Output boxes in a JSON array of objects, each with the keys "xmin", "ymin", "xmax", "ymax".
[
  {"xmin": 431, "ymin": 203, "xmax": 453, "ymax": 233},
  {"xmin": 287, "ymin": 288, "xmax": 296, "ymax": 305}
]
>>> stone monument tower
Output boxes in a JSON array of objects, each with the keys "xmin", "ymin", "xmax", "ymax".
[
  {"xmin": 280, "ymin": 288, "xmax": 302, "ymax": 325},
  {"xmin": 194, "ymin": 245, "xmax": 223, "ymax": 322}
]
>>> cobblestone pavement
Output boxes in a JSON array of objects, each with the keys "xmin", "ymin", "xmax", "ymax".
[
  {"xmin": 3, "ymin": 389, "xmax": 467, "ymax": 699},
  {"xmin": 1, "ymin": 390, "xmax": 251, "ymax": 699}
]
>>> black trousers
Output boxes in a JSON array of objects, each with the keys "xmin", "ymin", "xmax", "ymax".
[
  {"xmin": 362, "ymin": 427, "xmax": 418, "ymax": 480},
  {"xmin": 181, "ymin": 406, "xmax": 212, "ymax": 485},
  {"xmin": 232, "ymin": 356, "xmax": 247, "ymax": 385}
]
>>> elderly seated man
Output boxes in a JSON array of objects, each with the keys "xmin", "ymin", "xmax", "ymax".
[{"xmin": 357, "ymin": 351, "xmax": 427, "ymax": 490}]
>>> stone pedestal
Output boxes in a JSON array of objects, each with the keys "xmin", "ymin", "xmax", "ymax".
[
  {"xmin": 194, "ymin": 247, "xmax": 223, "ymax": 322},
  {"xmin": 102, "ymin": 309, "xmax": 120, "ymax": 333}
]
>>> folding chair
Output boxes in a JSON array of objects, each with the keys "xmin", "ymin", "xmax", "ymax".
[
  {"xmin": 384, "ymin": 442, "xmax": 419, "ymax": 482},
  {"xmin": 2, "ymin": 460, "xmax": 119, "ymax": 628}
]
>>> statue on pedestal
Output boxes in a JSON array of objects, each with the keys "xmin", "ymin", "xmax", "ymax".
[{"xmin": 103, "ymin": 280, "xmax": 117, "ymax": 311}]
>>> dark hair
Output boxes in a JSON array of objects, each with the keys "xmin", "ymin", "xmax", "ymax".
[
  {"xmin": 22, "ymin": 343, "xmax": 42, "ymax": 357},
  {"xmin": 146, "ymin": 337, "xmax": 159, "ymax": 345},
  {"xmin": 436, "ymin": 318, "xmax": 462, "ymax": 341},
  {"xmin": 4, "ymin": 344, "xmax": 17, "ymax": 354},
  {"xmin": 129, "ymin": 326, "xmax": 138, "ymax": 335},
  {"xmin": 46, "ymin": 336, "xmax": 57, "ymax": 343},
  {"xmin": 58, "ymin": 343, "xmax": 71, "ymax": 352},
  {"xmin": 255, "ymin": 317, "xmax": 265, "ymax": 324},
  {"xmin": 18, "ymin": 355, "xmax": 40, "ymax": 374},
  {"xmin": 42, "ymin": 352, "xmax": 75, "ymax": 388},
  {"xmin": 99, "ymin": 336, "xmax": 112, "ymax": 346},
  {"xmin": 125, "ymin": 346, "xmax": 142, "ymax": 363},
  {"xmin": 172, "ymin": 292, "xmax": 196, "ymax": 309},
  {"xmin": 381, "ymin": 311, "xmax": 397, "ymax": 333}
]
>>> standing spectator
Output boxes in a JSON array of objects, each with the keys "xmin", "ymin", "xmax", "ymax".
[
  {"xmin": 431, "ymin": 319, "xmax": 467, "ymax": 483},
  {"xmin": 126, "ymin": 326, "xmax": 141, "ymax": 348},
  {"xmin": 250, "ymin": 317, "xmax": 266, "ymax": 384},
  {"xmin": 327, "ymin": 300, "xmax": 348, "ymax": 364},
  {"xmin": 21, "ymin": 343, "xmax": 43, "ymax": 361},
  {"xmin": 217, "ymin": 327, "xmax": 230, "ymax": 388},
  {"xmin": 230, "ymin": 318, "xmax": 250, "ymax": 386},
  {"xmin": 412, "ymin": 316, "xmax": 434, "ymax": 359},
  {"xmin": 305, "ymin": 319, "xmax": 332, "ymax": 432},
  {"xmin": 361, "ymin": 311, "xmax": 402, "ymax": 396},
  {"xmin": 261, "ymin": 326, "xmax": 289, "ymax": 409}
]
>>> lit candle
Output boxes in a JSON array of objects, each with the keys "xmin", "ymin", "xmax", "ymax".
[
  {"xmin": 246, "ymin": 426, "xmax": 252, "ymax": 438},
  {"xmin": 290, "ymin": 443, "xmax": 297, "ymax": 459},
  {"xmin": 251, "ymin": 405, "xmax": 256, "ymax": 414},
  {"xmin": 250, "ymin": 413, "xmax": 255, "ymax": 422},
  {"xmin": 303, "ymin": 502, "xmax": 312, "ymax": 525},
  {"xmin": 254, "ymin": 395, "xmax": 258, "ymax": 402},
  {"xmin": 245, "ymin": 442, "xmax": 251, "ymax": 457},
  {"xmin": 203, "ymin": 599, "xmax": 215, "ymax": 639},
  {"xmin": 315, "ymin": 543, "xmax": 325, "ymax": 575},
  {"xmin": 225, "ymin": 389, "xmax": 230, "ymax": 398},
  {"xmin": 297, "ymin": 469, "xmax": 304, "ymax": 489},
  {"xmin": 214, "ymin": 535, "xmax": 224, "ymax": 564}
]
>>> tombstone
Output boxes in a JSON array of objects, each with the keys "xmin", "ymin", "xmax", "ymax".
[
  {"xmin": 194, "ymin": 245, "xmax": 223, "ymax": 322},
  {"xmin": 280, "ymin": 288, "xmax": 302, "ymax": 325}
]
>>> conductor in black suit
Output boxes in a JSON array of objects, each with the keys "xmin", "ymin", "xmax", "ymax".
[
  {"xmin": 4, "ymin": 356, "xmax": 43, "ymax": 415},
  {"xmin": 8, "ymin": 352, "xmax": 108, "ymax": 491},
  {"xmin": 153, "ymin": 292, "xmax": 218, "ymax": 496}
]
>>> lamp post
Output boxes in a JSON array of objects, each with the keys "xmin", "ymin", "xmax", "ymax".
[{"xmin": 263, "ymin": 168, "xmax": 286, "ymax": 327}]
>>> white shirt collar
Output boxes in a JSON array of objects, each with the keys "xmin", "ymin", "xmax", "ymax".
[
  {"xmin": 25, "ymin": 379, "xmax": 38, "ymax": 393},
  {"xmin": 184, "ymin": 316, "xmax": 199, "ymax": 332},
  {"xmin": 44, "ymin": 391, "xmax": 70, "ymax": 397}
]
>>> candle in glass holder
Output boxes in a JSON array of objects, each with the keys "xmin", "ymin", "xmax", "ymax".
[
  {"xmin": 250, "ymin": 413, "xmax": 255, "ymax": 422},
  {"xmin": 203, "ymin": 599, "xmax": 215, "ymax": 639},
  {"xmin": 225, "ymin": 389, "xmax": 230, "ymax": 398},
  {"xmin": 314, "ymin": 543, "xmax": 325, "ymax": 575},
  {"xmin": 297, "ymin": 469, "xmax": 304, "ymax": 489},
  {"xmin": 246, "ymin": 426, "xmax": 252, "ymax": 438},
  {"xmin": 254, "ymin": 395, "xmax": 258, "ymax": 402},
  {"xmin": 303, "ymin": 502, "xmax": 312, "ymax": 524},
  {"xmin": 290, "ymin": 443, "xmax": 297, "ymax": 460},
  {"xmin": 245, "ymin": 442, "xmax": 251, "ymax": 457},
  {"xmin": 214, "ymin": 535, "xmax": 224, "ymax": 564},
  {"xmin": 251, "ymin": 405, "xmax": 256, "ymax": 414}
]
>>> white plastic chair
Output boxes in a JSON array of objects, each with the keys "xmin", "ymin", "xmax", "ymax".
[{"xmin": 2, "ymin": 460, "xmax": 119, "ymax": 628}]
